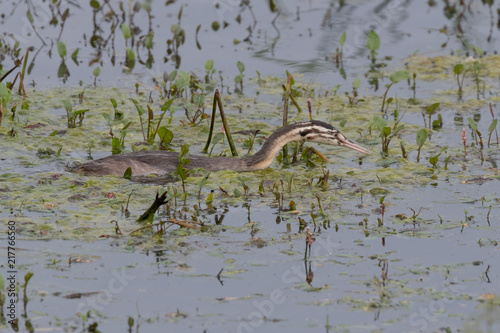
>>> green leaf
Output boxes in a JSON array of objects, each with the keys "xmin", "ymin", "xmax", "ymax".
[
  {"xmin": 206, "ymin": 192, "xmax": 214, "ymax": 205},
  {"xmin": 234, "ymin": 188, "xmax": 242, "ymax": 197},
  {"xmin": 389, "ymin": 70, "xmax": 409, "ymax": 84},
  {"xmin": 199, "ymin": 172, "xmax": 211, "ymax": 189},
  {"xmin": 170, "ymin": 23, "xmax": 181, "ymax": 34},
  {"xmin": 24, "ymin": 272, "xmax": 33, "ymax": 284},
  {"xmin": 102, "ymin": 113, "xmax": 112, "ymax": 124},
  {"xmin": 416, "ymin": 128, "xmax": 428, "ymax": 147},
  {"xmin": 145, "ymin": 33, "xmax": 153, "ymax": 49},
  {"xmin": 57, "ymin": 41, "xmax": 67, "ymax": 58},
  {"xmin": 212, "ymin": 132, "xmax": 225, "ymax": 145},
  {"xmin": 372, "ymin": 115, "xmax": 387, "ymax": 131},
  {"xmin": 110, "ymin": 98, "xmax": 118, "ymax": 109},
  {"xmin": 366, "ymin": 30, "xmax": 380, "ymax": 52},
  {"xmin": 93, "ymin": 67, "xmax": 101, "ymax": 77},
  {"xmin": 123, "ymin": 167, "xmax": 132, "ymax": 179},
  {"xmin": 339, "ymin": 31, "xmax": 346, "ymax": 47},
  {"xmin": 234, "ymin": 74, "xmax": 242, "ymax": 83},
  {"xmin": 158, "ymin": 126, "xmax": 173, "ymax": 144},
  {"xmin": 131, "ymin": 99, "xmax": 145, "ymax": 116},
  {"xmin": 429, "ymin": 155, "xmax": 439, "ymax": 166},
  {"xmin": 26, "ymin": 10, "xmax": 34, "ymax": 24},
  {"xmin": 353, "ymin": 77, "xmax": 361, "ymax": 89},
  {"xmin": 382, "ymin": 126, "xmax": 392, "ymax": 137},
  {"xmin": 285, "ymin": 70, "xmax": 295, "ymax": 85},
  {"xmin": 126, "ymin": 47, "xmax": 135, "ymax": 61},
  {"xmin": 90, "ymin": 0, "xmax": 100, "ymax": 9},
  {"xmin": 112, "ymin": 137, "xmax": 120, "ymax": 148},
  {"xmin": 0, "ymin": 82, "xmax": 12, "ymax": 105},
  {"xmin": 426, "ymin": 102, "xmax": 440, "ymax": 114},
  {"xmin": 392, "ymin": 124, "xmax": 405, "ymax": 136},
  {"xmin": 161, "ymin": 99, "xmax": 174, "ymax": 112},
  {"xmin": 192, "ymin": 94, "xmax": 203, "ymax": 106},
  {"xmin": 73, "ymin": 109, "xmax": 88, "ymax": 116},
  {"xmin": 467, "ymin": 117, "xmax": 478, "ymax": 131},
  {"xmin": 176, "ymin": 165, "xmax": 187, "ymax": 179},
  {"xmin": 205, "ymin": 60, "xmax": 214, "ymax": 71},
  {"xmin": 121, "ymin": 23, "xmax": 131, "ymax": 39},
  {"xmin": 488, "ymin": 119, "xmax": 497, "ymax": 133},
  {"xmin": 180, "ymin": 143, "xmax": 190, "ymax": 161},
  {"xmin": 453, "ymin": 64, "xmax": 464, "ymax": 75},
  {"xmin": 237, "ymin": 61, "xmax": 245, "ymax": 74},
  {"xmin": 176, "ymin": 71, "xmax": 189, "ymax": 88},
  {"xmin": 71, "ymin": 48, "xmax": 79, "ymax": 64},
  {"xmin": 63, "ymin": 100, "xmax": 72, "ymax": 113}
]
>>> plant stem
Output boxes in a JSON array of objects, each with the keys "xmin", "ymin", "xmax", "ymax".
[{"xmin": 216, "ymin": 90, "xmax": 238, "ymax": 156}]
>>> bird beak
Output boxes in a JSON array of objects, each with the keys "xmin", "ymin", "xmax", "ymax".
[{"xmin": 338, "ymin": 136, "xmax": 371, "ymax": 154}]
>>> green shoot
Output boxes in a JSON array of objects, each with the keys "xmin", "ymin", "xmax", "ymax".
[
  {"xmin": 93, "ymin": 66, "xmax": 100, "ymax": 87},
  {"xmin": 380, "ymin": 70, "xmax": 409, "ymax": 112},
  {"xmin": 235, "ymin": 60, "xmax": 245, "ymax": 93},
  {"xmin": 366, "ymin": 30, "xmax": 380, "ymax": 65},
  {"xmin": 416, "ymin": 128, "xmax": 428, "ymax": 162},
  {"xmin": 63, "ymin": 100, "xmax": 88, "ymax": 128}
]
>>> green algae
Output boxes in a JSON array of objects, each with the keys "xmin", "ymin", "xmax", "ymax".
[{"xmin": 1, "ymin": 64, "xmax": 500, "ymax": 246}]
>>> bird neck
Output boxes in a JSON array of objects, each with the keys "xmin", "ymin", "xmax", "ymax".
[{"xmin": 243, "ymin": 125, "xmax": 303, "ymax": 171}]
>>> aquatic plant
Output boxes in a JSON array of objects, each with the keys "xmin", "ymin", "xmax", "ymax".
[
  {"xmin": 366, "ymin": 30, "xmax": 380, "ymax": 65},
  {"xmin": 453, "ymin": 63, "xmax": 468, "ymax": 98},
  {"xmin": 346, "ymin": 77, "xmax": 360, "ymax": 106},
  {"xmin": 93, "ymin": 66, "xmax": 100, "ymax": 87},
  {"xmin": 372, "ymin": 115, "xmax": 404, "ymax": 156},
  {"xmin": 416, "ymin": 128, "xmax": 428, "ymax": 162},
  {"xmin": 131, "ymin": 98, "xmax": 173, "ymax": 144},
  {"xmin": 0, "ymin": 82, "xmax": 12, "ymax": 126},
  {"xmin": 234, "ymin": 61, "xmax": 245, "ymax": 93},
  {"xmin": 487, "ymin": 103, "xmax": 498, "ymax": 146},
  {"xmin": 63, "ymin": 100, "xmax": 88, "ymax": 128},
  {"xmin": 380, "ymin": 70, "xmax": 409, "ymax": 112}
]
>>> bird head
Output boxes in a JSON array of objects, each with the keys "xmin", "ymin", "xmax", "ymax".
[{"xmin": 299, "ymin": 120, "xmax": 370, "ymax": 154}]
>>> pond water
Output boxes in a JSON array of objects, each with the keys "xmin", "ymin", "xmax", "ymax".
[{"xmin": 1, "ymin": 1, "xmax": 500, "ymax": 332}]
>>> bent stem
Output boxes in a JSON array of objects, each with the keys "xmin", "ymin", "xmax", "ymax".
[
  {"xmin": 202, "ymin": 91, "xmax": 218, "ymax": 153},
  {"xmin": 282, "ymin": 73, "xmax": 291, "ymax": 164},
  {"xmin": 216, "ymin": 90, "xmax": 238, "ymax": 156}
]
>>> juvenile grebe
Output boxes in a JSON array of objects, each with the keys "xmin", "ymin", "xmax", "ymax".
[{"xmin": 75, "ymin": 120, "xmax": 370, "ymax": 176}]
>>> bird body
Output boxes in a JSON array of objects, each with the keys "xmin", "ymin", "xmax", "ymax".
[{"xmin": 75, "ymin": 120, "xmax": 370, "ymax": 177}]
